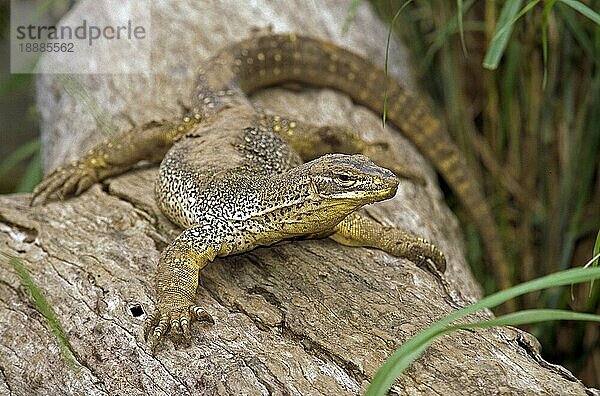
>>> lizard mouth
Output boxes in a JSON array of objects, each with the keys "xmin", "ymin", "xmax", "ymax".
[
  {"xmin": 375, "ymin": 175, "xmax": 400, "ymax": 199},
  {"xmin": 373, "ymin": 184, "xmax": 399, "ymax": 201},
  {"xmin": 328, "ymin": 176, "xmax": 399, "ymax": 202}
]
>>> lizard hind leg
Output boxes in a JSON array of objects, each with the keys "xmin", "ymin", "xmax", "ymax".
[
  {"xmin": 265, "ymin": 114, "xmax": 426, "ymax": 186},
  {"xmin": 330, "ymin": 212, "xmax": 446, "ymax": 273}
]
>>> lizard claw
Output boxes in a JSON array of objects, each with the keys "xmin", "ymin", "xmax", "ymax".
[
  {"xmin": 31, "ymin": 163, "xmax": 97, "ymax": 206},
  {"xmin": 405, "ymin": 238, "xmax": 447, "ymax": 273},
  {"xmin": 143, "ymin": 304, "xmax": 214, "ymax": 353}
]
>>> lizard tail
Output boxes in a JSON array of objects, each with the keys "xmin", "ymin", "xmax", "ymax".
[{"xmin": 224, "ymin": 33, "xmax": 511, "ymax": 289}]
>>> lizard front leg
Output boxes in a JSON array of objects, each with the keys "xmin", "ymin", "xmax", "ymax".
[
  {"xmin": 143, "ymin": 226, "xmax": 217, "ymax": 352},
  {"xmin": 31, "ymin": 114, "xmax": 202, "ymax": 205},
  {"xmin": 265, "ymin": 115, "xmax": 426, "ymax": 185},
  {"xmin": 330, "ymin": 212, "xmax": 446, "ymax": 272}
]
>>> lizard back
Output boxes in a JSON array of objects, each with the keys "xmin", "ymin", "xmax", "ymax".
[{"xmin": 200, "ymin": 33, "xmax": 507, "ymax": 280}]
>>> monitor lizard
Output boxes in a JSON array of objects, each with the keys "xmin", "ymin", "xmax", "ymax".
[{"xmin": 31, "ymin": 32, "xmax": 507, "ymax": 351}]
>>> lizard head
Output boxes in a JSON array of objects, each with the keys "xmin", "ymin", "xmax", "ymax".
[
  {"xmin": 305, "ymin": 153, "xmax": 399, "ymax": 208},
  {"xmin": 266, "ymin": 153, "xmax": 399, "ymax": 236}
]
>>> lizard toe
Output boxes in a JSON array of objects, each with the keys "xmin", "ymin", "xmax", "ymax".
[
  {"xmin": 142, "ymin": 311, "xmax": 158, "ymax": 341},
  {"xmin": 31, "ymin": 170, "xmax": 70, "ymax": 205},
  {"xmin": 190, "ymin": 306, "xmax": 214, "ymax": 324},
  {"xmin": 430, "ymin": 248, "xmax": 447, "ymax": 273},
  {"xmin": 149, "ymin": 315, "xmax": 170, "ymax": 352},
  {"xmin": 61, "ymin": 173, "xmax": 82, "ymax": 198},
  {"xmin": 170, "ymin": 318, "xmax": 182, "ymax": 334},
  {"xmin": 31, "ymin": 163, "xmax": 98, "ymax": 206},
  {"xmin": 75, "ymin": 175, "xmax": 96, "ymax": 195},
  {"xmin": 144, "ymin": 305, "xmax": 213, "ymax": 352},
  {"xmin": 180, "ymin": 316, "xmax": 192, "ymax": 341}
]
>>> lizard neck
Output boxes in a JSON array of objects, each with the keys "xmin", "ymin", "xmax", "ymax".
[{"xmin": 254, "ymin": 165, "xmax": 358, "ymax": 236}]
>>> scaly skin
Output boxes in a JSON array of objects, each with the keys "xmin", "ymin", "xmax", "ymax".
[{"xmin": 31, "ymin": 33, "xmax": 504, "ymax": 351}]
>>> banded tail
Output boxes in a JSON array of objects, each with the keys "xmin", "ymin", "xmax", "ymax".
[{"xmin": 219, "ymin": 33, "xmax": 509, "ymax": 288}]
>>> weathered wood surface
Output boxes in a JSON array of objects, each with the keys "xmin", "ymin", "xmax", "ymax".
[{"xmin": 0, "ymin": 1, "xmax": 594, "ymax": 395}]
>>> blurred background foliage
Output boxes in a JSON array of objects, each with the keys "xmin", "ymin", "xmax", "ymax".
[
  {"xmin": 0, "ymin": 0, "xmax": 598, "ymax": 388},
  {"xmin": 0, "ymin": 0, "xmax": 77, "ymax": 193},
  {"xmin": 370, "ymin": 0, "xmax": 600, "ymax": 386},
  {"xmin": 0, "ymin": 1, "xmax": 39, "ymax": 193}
]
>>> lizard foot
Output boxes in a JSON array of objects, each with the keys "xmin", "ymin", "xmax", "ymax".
[
  {"xmin": 394, "ymin": 237, "xmax": 447, "ymax": 273},
  {"xmin": 31, "ymin": 163, "xmax": 97, "ymax": 206},
  {"xmin": 143, "ymin": 304, "xmax": 214, "ymax": 353}
]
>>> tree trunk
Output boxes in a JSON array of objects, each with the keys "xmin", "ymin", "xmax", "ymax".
[{"xmin": 0, "ymin": 1, "xmax": 594, "ymax": 395}]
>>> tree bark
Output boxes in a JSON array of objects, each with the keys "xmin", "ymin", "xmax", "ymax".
[{"xmin": 0, "ymin": 1, "xmax": 594, "ymax": 395}]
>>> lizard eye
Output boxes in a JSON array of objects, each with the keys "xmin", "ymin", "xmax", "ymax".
[{"xmin": 335, "ymin": 172, "xmax": 356, "ymax": 187}]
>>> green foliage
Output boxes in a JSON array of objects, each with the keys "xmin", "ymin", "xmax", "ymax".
[
  {"xmin": 0, "ymin": 138, "xmax": 42, "ymax": 193},
  {"xmin": 594, "ymin": 230, "xmax": 600, "ymax": 268},
  {"xmin": 366, "ymin": 267, "xmax": 600, "ymax": 395},
  {"xmin": 482, "ymin": 0, "xmax": 600, "ymax": 85},
  {"xmin": 15, "ymin": 148, "xmax": 42, "ymax": 193},
  {"xmin": 0, "ymin": 0, "xmax": 100, "ymax": 194},
  {"xmin": 0, "ymin": 139, "xmax": 39, "ymax": 180},
  {"xmin": 0, "ymin": 74, "xmax": 32, "ymax": 96},
  {"xmin": 370, "ymin": 0, "xmax": 600, "ymax": 387},
  {"xmin": 383, "ymin": 1, "xmax": 413, "ymax": 127},
  {"xmin": 482, "ymin": 1, "xmax": 522, "ymax": 69},
  {"xmin": 589, "ymin": 230, "xmax": 600, "ymax": 291},
  {"xmin": 2, "ymin": 253, "xmax": 80, "ymax": 372}
]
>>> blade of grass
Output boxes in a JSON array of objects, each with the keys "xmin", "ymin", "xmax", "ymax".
[
  {"xmin": 587, "ymin": 234, "xmax": 600, "ymax": 293},
  {"xmin": 556, "ymin": 2, "xmax": 595, "ymax": 57},
  {"xmin": 487, "ymin": 0, "xmax": 600, "ymax": 57},
  {"xmin": 559, "ymin": 0, "xmax": 600, "ymax": 25},
  {"xmin": 366, "ymin": 266, "xmax": 600, "ymax": 394},
  {"xmin": 456, "ymin": 0, "xmax": 466, "ymax": 54},
  {"xmin": 541, "ymin": 0, "xmax": 559, "ymax": 87},
  {"xmin": 15, "ymin": 150, "xmax": 42, "ymax": 193},
  {"xmin": 454, "ymin": 309, "xmax": 600, "ymax": 329},
  {"xmin": 383, "ymin": 0, "xmax": 413, "ymax": 127},
  {"xmin": 2, "ymin": 253, "xmax": 80, "ymax": 373},
  {"xmin": 483, "ymin": 0, "xmax": 524, "ymax": 69},
  {"xmin": 366, "ymin": 308, "xmax": 600, "ymax": 395},
  {"xmin": 593, "ymin": 231, "xmax": 600, "ymax": 267},
  {"xmin": 422, "ymin": 0, "xmax": 479, "ymax": 71},
  {"xmin": 0, "ymin": 138, "xmax": 40, "ymax": 180}
]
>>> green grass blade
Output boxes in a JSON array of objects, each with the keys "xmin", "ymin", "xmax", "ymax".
[
  {"xmin": 454, "ymin": 309, "xmax": 600, "ymax": 329},
  {"xmin": 556, "ymin": 2, "xmax": 595, "ymax": 56},
  {"xmin": 589, "ymin": 231, "xmax": 600, "ymax": 292},
  {"xmin": 421, "ymin": 0, "xmax": 478, "ymax": 72},
  {"xmin": 593, "ymin": 230, "xmax": 600, "ymax": 267},
  {"xmin": 482, "ymin": 0, "xmax": 525, "ymax": 69},
  {"xmin": 456, "ymin": 0, "xmax": 466, "ymax": 54},
  {"xmin": 0, "ymin": 138, "xmax": 40, "ymax": 180},
  {"xmin": 365, "ymin": 309, "xmax": 600, "ymax": 394},
  {"xmin": 559, "ymin": 0, "xmax": 600, "ymax": 25},
  {"xmin": 15, "ymin": 150, "xmax": 42, "ymax": 193},
  {"xmin": 383, "ymin": 0, "xmax": 413, "ymax": 127},
  {"xmin": 2, "ymin": 253, "xmax": 80, "ymax": 373},
  {"xmin": 366, "ymin": 267, "xmax": 600, "ymax": 395},
  {"xmin": 541, "ymin": 0, "xmax": 559, "ymax": 88}
]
